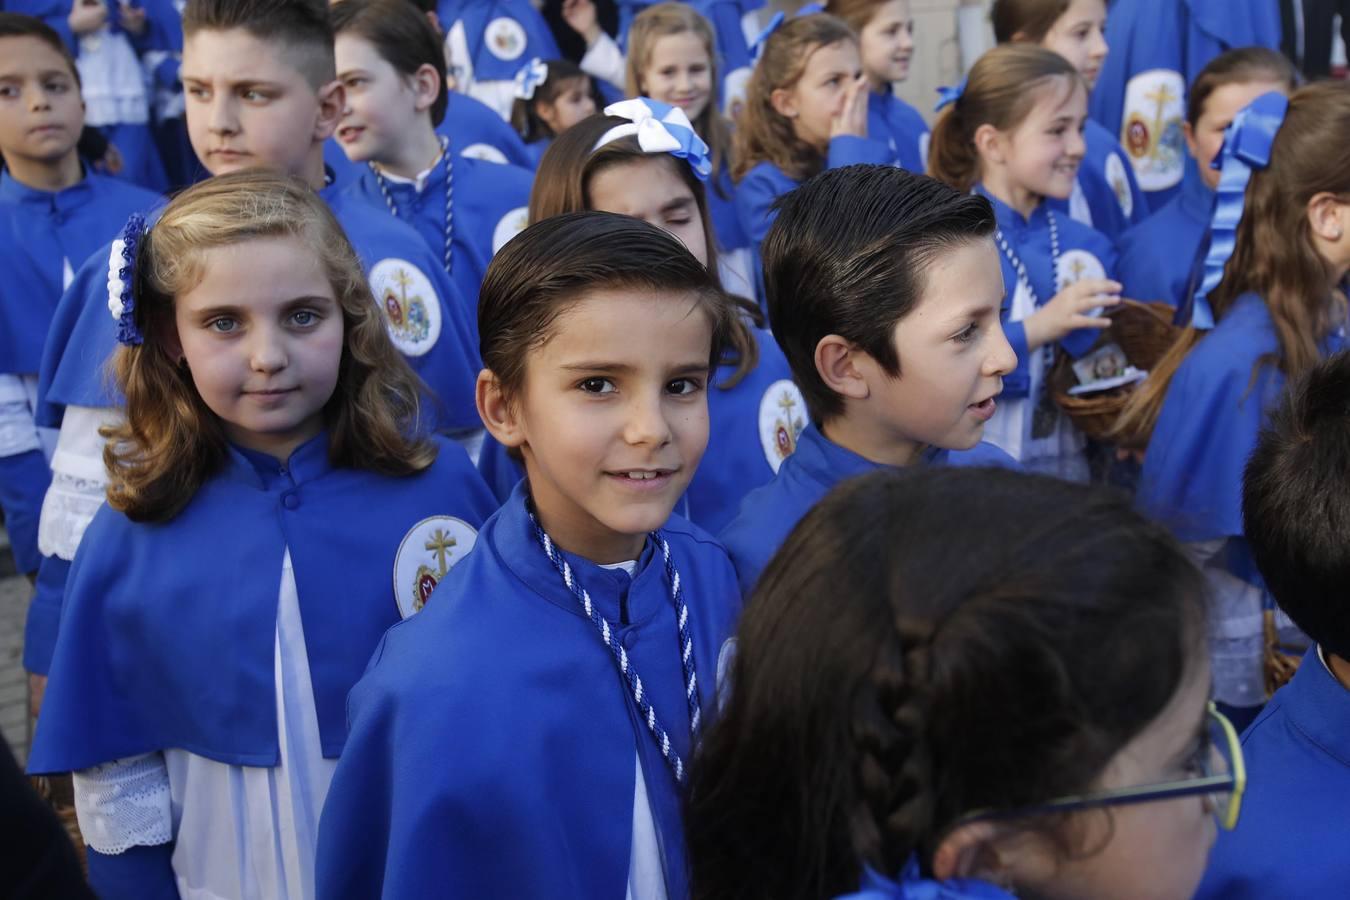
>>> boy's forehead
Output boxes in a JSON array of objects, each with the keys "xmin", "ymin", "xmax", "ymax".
[
  {"xmin": 182, "ymin": 27, "xmax": 326, "ymax": 86},
  {"xmin": 0, "ymin": 35, "xmax": 75, "ymax": 79}
]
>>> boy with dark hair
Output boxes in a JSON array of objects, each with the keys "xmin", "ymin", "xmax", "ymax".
[
  {"xmin": 719, "ymin": 164, "xmax": 1018, "ymax": 593},
  {"xmin": 0, "ymin": 12, "xmax": 160, "ymax": 580},
  {"xmin": 1196, "ymin": 349, "xmax": 1350, "ymax": 898},
  {"xmin": 24, "ymin": 0, "xmax": 483, "ymax": 694}
]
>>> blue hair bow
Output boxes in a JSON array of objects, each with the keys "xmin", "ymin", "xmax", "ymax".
[
  {"xmin": 934, "ymin": 75, "xmax": 967, "ymax": 114},
  {"xmin": 1189, "ymin": 91, "xmax": 1289, "ymax": 330},
  {"xmin": 514, "ymin": 57, "xmax": 549, "ymax": 101},
  {"xmin": 107, "ymin": 213, "xmax": 147, "ymax": 346},
  {"xmin": 751, "ymin": 4, "xmax": 825, "ymax": 59},
  {"xmin": 597, "ymin": 98, "xmax": 713, "ymax": 181}
]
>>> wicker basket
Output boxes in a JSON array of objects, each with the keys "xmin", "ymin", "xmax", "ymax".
[{"xmin": 1052, "ymin": 299, "xmax": 1182, "ymax": 445}]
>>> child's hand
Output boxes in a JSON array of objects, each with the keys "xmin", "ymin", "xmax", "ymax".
[
  {"xmin": 68, "ymin": 0, "xmax": 108, "ymax": 36},
  {"xmin": 119, "ymin": 0, "xmax": 147, "ymax": 36},
  {"xmin": 829, "ymin": 74, "xmax": 869, "ymax": 140},
  {"xmin": 1023, "ymin": 278, "xmax": 1121, "ymax": 349},
  {"xmin": 562, "ymin": 0, "xmax": 602, "ymax": 46}
]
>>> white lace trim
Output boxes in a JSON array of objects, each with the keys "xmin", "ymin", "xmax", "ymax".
[
  {"xmin": 73, "ymin": 753, "xmax": 174, "ymax": 855},
  {"xmin": 76, "ymin": 29, "xmax": 150, "ymax": 126},
  {"xmin": 38, "ymin": 471, "xmax": 107, "ymax": 560}
]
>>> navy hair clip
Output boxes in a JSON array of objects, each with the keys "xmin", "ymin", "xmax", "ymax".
[{"xmin": 107, "ymin": 213, "xmax": 148, "ymax": 346}]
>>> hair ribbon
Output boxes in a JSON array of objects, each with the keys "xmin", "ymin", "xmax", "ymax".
[
  {"xmin": 596, "ymin": 98, "xmax": 713, "ymax": 181},
  {"xmin": 108, "ymin": 213, "xmax": 148, "ymax": 346},
  {"xmin": 1188, "ymin": 91, "xmax": 1288, "ymax": 331},
  {"xmin": 934, "ymin": 75, "xmax": 967, "ymax": 114},
  {"xmin": 751, "ymin": 4, "xmax": 825, "ymax": 59},
  {"xmin": 514, "ymin": 57, "xmax": 549, "ymax": 101}
]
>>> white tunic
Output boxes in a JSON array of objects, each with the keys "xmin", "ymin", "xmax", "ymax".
[{"xmin": 73, "ymin": 550, "xmax": 336, "ymax": 900}]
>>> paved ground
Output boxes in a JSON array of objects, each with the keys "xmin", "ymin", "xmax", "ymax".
[{"xmin": 0, "ymin": 527, "xmax": 31, "ymax": 764}]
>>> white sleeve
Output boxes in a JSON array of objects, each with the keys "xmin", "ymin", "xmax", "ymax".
[
  {"xmin": 581, "ymin": 31, "xmax": 627, "ymax": 91},
  {"xmin": 73, "ymin": 752, "xmax": 175, "ymax": 855}
]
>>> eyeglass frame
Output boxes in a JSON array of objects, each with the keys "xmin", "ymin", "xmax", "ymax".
[{"xmin": 951, "ymin": 702, "xmax": 1247, "ymax": 832}]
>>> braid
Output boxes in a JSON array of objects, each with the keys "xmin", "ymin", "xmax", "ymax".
[{"xmin": 847, "ymin": 621, "xmax": 936, "ymax": 876}]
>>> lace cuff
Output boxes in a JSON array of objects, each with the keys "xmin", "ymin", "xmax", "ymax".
[
  {"xmin": 38, "ymin": 470, "xmax": 107, "ymax": 561},
  {"xmin": 73, "ymin": 753, "xmax": 174, "ymax": 855}
]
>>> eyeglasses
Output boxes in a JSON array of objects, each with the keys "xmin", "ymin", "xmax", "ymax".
[{"xmin": 954, "ymin": 702, "xmax": 1247, "ymax": 831}]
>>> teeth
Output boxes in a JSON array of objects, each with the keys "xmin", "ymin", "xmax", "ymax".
[{"xmin": 622, "ymin": 471, "xmax": 661, "ymax": 480}]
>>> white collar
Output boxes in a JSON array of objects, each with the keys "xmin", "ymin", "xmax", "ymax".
[{"xmin": 373, "ymin": 146, "xmax": 445, "ymax": 193}]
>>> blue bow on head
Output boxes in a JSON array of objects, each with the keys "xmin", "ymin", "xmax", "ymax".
[
  {"xmin": 1189, "ymin": 91, "xmax": 1289, "ymax": 331},
  {"xmin": 934, "ymin": 75, "xmax": 968, "ymax": 114},
  {"xmin": 514, "ymin": 57, "xmax": 549, "ymax": 101},
  {"xmin": 107, "ymin": 213, "xmax": 148, "ymax": 347},
  {"xmin": 596, "ymin": 98, "xmax": 713, "ymax": 181},
  {"xmin": 751, "ymin": 4, "xmax": 824, "ymax": 59}
]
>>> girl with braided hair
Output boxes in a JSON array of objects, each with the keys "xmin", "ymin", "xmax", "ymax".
[{"xmin": 687, "ymin": 466, "xmax": 1241, "ymax": 900}]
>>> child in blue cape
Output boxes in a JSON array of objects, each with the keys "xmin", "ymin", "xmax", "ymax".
[
  {"xmin": 482, "ymin": 99, "xmax": 803, "ymax": 534},
  {"xmin": 993, "ymin": 0, "xmax": 1149, "ymax": 243},
  {"xmin": 0, "ymin": 14, "xmax": 161, "ymax": 579},
  {"xmin": 827, "ymin": 0, "xmax": 929, "ymax": 175},
  {"xmin": 1195, "ymin": 350, "xmax": 1350, "ymax": 898},
  {"xmin": 316, "ymin": 212, "xmax": 743, "ymax": 900},
  {"xmin": 333, "ymin": 0, "xmax": 534, "ymax": 318},
  {"xmin": 625, "ymin": 3, "xmax": 752, "ymax": 296},
  {"xmin": 1116, "ymin": 48, "xmax": 1296, "ymax": 311},
  {"xmin": 719, "ymin": 165, "xmax": 1017, "ymax": 594},
  {"xmin": 691, "ymin": 467, "xmax": 1238, "ymax": 900},
  {"xmin": 24, "ymin": 0, "xmax": 484, "ymax": 687},
  {"xmin": 732, "ymin": 13, "xmax": 894, "ymax": 256},
  {"xmin": 1090, "ymin": 0, "xmax": 1281, "ymax": 211},
  {"xmin": 509, "ymin": 56, "xmax": 601, "ymax": 167},
  {"xmin": 929, "ymin": 45, "xmax": 1121, "ymax": 479},
  {"xmin": 438, "ymin": 0, "xmax": 562, "ymax": 120},
  {"xmin": 26, "ymin": 170, "xmax": 498, "ymax": 900},
  {"xmin": 1120, "ymin": 85, "xmax": 1348, "ymax": 724}
]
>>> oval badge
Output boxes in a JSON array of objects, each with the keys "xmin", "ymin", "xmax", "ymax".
[
  {"xmin": 758, "ymin": 379, "xmax": 807, "ymax": 473},
  {"xmin": 492, "ymin": 206, "xmax": 530, "ymax": 255},
  {"xmin": 1120, "ymin": 68, "xmax": 1185, "ymax": 192},
  {"xmin": 485, "ymin": 17, "xmax": 527, "ymax": 62},
  {"xmin": 370, "ymin": 258, "xmax": 442, "ymax": 357},
  {"xmin": 393, "ymin": 515, "xmax": 479, "ymax": 619}
]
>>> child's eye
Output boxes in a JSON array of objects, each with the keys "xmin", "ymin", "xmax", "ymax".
[
  {"xmin": 0, "ymin": 86, "xmax": 17, "ymax": 99},
  {"xmin": 579, "ymin": 377, "xmax": 615, "ymax": 394},
  {"xmin": 667, "ymin": 377, "xmax": 703, "ymax": 396},
  {"xmin": 290, "ymin": 309, "xmax": 318, "ymax": 327},
  {"xmin": 690, "ymin": 64, "xmax": 708, "ymax": 75},
  {"xmin": 45, "ymin": 80, "xmax": 69, "ymax": 94},
  {"xmin": 666, "ymin": 215, "xmax": 693, "ymax": 227},
  {"xmin": 208, "ymin": 317, "xmax": 238, "ymax": 334},
  {"xmin": 241, "ymin": 88, "xmax": 269, "ymax": 102},
  {"xmin": 1182, "ymin": 740, "xmax": 1211, "ymax": 778},
  {"xmin": 953, "ymin": 323, "xmax": 979, "ymax": 344}
]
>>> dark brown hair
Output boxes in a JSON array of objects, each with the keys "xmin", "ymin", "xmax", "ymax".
[
  {"xmin": 0, "ymin": 13, "xmax": 81, "ymax": 88},
  {"xmin": 478, "ymin": 211, "xmax": 732, "ymax": 405},
  {"xmin": 825, "ymin": 0, "xmax": 895, "ymax": 34},
  {"xmin": 183, "ymin": 0, "xmax": 336, "ymax": 88},
  {"xmin": 329, "ymin": 0, "xmax": 448, "ymax": 126},
  {"xmin": 686, "ymin": 466, "xmax": 1207, "ymax": 900},
  {"xmin": 509, "ymin": 59, "xmax": 597, "ymax": 143},
  {"xmin": 104, "ymin": 170, "xmax": 436, "ymax": 523},
  {"xmin": 1117, "ymin": 81, "xmax": 1350, "ymax": 440},
  {"xmin": 928, "ymin": 44, "xmax": 1081, "ymax": 192},
  {"xmin": 990, "ymin": 0, "xmax": 1071, "ymax": 43},
  {"xmin": 529, "ymin": 113, "xmax": 763, "ymax": 387},
  {"xmin": 763, "ymin": 164, "xmax": 997, "ymax": 423},
  {"xmin": 731, "ymin": 14, "xmax": 857, "ymax": 182},
  {"xmin": 1185, "ymin": 46, "xmax": 1299, "ymax": 127}
]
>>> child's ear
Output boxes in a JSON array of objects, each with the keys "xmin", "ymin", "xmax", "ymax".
[
  {"xmin": 1307, "ymin": 191, "xmax": 1348, "ymax": 244},
  {"xmin": 769, "ymin": 86, "xmax": 799, "ymax": 120},
  {"xmin": 411, "ymin": 63, "xmax": 441, "ymax": 114},
  {"xmin": 972, "ymin": 123, "xmax": 1006, "ymax": 166},
  {"xmin": 535, "ymin": 99, "xmax": 560, "ymax": 133},
  {"xmin": 814, "ymin": 335, "xmax": 871, "ymax": 403},
  {"xmin": 1181, "ymin": 120, "xmax": 1200, "ymax": 161},
  {"xmin": 314, "ymin": 79, "xmax": 344, "ymax": 142},
  {"xmin": 477, "ymin": 369, "xmax": 526, "ymax": 449},
  {"xmin": 931, "ymin": 821, "xmax": 1010, "ymax": 883}
]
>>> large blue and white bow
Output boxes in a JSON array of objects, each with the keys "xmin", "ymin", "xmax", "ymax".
[
  {"xmin": 514, "ymin": 58, "xmax": 549, "ymax": 101},
  {"xmin": 596, "ymin": 98, "xmax": 713, "ymax": 181},
  {"xmin": 934, "ymin": 75, "xmax": 968, "ymax": 114},
  {"xmin": 1189, "ymin": 91, "xmax": 1289, "ymax": 330}
]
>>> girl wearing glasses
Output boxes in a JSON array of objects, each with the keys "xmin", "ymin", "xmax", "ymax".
[{"xmin": 685, "ymin": 466, "xmax": 1243, "ymax": 900}]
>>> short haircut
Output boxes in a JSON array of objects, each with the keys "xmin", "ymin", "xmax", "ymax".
[
  {"xmin": 183, "ymin": 0, "xmax": 336, "ymax": 89},
  {"xmin": 330, "ymin": 0, "xmax": 448, "ymax": 126},
  {"xmin": 761, "ymin": 164, "xmax": 997, "ymax": 423},
  {"xmin": 478, "ymin": 211, "xmax": 732, "ymax": 404},
  {"xmin": 0, "ymin": 13, "xmax": 81, "ymax": 88},
  {"xmin": 1244, "ymin": 350, "xmax": 1350, "ymax": 659}
]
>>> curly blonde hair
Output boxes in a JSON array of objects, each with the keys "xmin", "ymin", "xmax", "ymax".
[{"xmin": 104, "ymin": 170, "xmax": 437, "ymax": 522}]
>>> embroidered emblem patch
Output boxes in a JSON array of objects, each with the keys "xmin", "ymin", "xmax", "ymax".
[
  {"xmin": 758, "ymin": 380, "xmax": 807, "ymax": 473},
  {"xmin": 460, "ymin": 142, "xmax": 509, "ymax": 165},
  {"xmin": 393, "ymin": 515, "xmax": 478, "ymax": 619},
  {"xmin": 1121, "ymin": 68, "xmax": 1185, "ymax": 192},
  {"xmin": 491, "ymin": 207, "xmax": 530, "ymax": 255},
  {"xmin": 722, "ymin": 66, "xmax": 752, "ymax": 120},
  {"xmin": 369, "ymin": 259, "xmax": 441, "ymax": 357},
  {"xmin": 1105, "ymin": 152, "xmax": 1134, "ymax": 219},
  {"xmin": 485, "ymin": 17, "xmax": 527, "ymax": 62},
  {"xmin": 1055, "ymin": 249, "xmax": 1107, "ymax": 291}
]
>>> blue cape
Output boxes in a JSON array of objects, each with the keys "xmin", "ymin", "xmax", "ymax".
[
  {"xmin": 436, "ymin": 0, "xmax": 561, "ymax": 81},
  {"xmin": 868, "ymin": 90, "xmax": 930, "ymax": 175},
  {"xmin": 316, "ymin": 480, "xmax": 742, "ymax": 898},
  {"xmin": 27, "ymin": 432, "xmax": 498, "ymax": 772},
  {"xmin": 1117, "ymin": 163, "xmax": 1213, "ymax": 308}
]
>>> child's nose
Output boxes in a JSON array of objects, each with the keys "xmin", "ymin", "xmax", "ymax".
[{"xmin": 623, "ymin": 393, "xmax": 673, "ymax": 447}]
